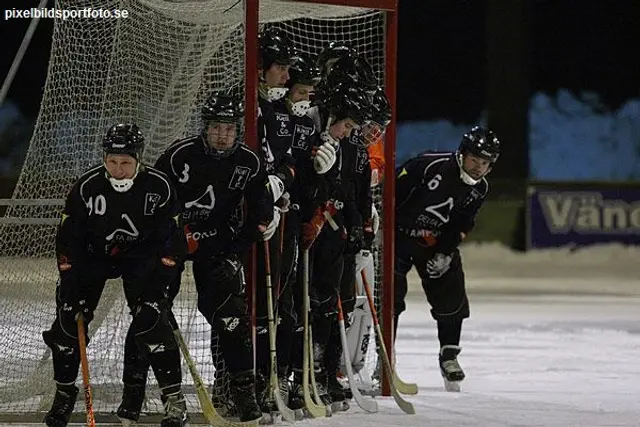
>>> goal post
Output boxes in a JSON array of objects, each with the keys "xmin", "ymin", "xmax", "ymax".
[
  {"xmin": 0, "ymin": 0, "xmax": 399, "ymax": 421},
  {"xmin": 242, "ymin": 0, "xmax": 399, "ymax": 398}
]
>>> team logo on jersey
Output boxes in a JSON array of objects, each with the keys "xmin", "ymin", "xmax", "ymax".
[
  {"xmin": 275, "ymin": 113, "xmax": 291, "ymax": 137},
  {"xmin": 424, "ymin": 197, "xmax": 454, "ymax": 223},
  {"xmin": 355, "ymin": 147, "xmax": 368, "ymax": 173},
  {"xmin": 416, "ymin": 197, "xmax": 454, "ymax": 230},
  {"xmin": 185, "ymin": 184, "xmax": 215, "ymax": 210},
  {"xmin": 348, "ymin": 129, "xmax": 363, "ymax": 146},
  {"xmin": 105, "ymin": 213, "xmax": 140, "ymax": 242},
  {"xmin": 292, "ymin": 124, "xmax": 313, "ymax": 150},
  {"xmin": 144, "ymin": 193, "xmax": 161, "ymax": 215},
  {"xmin": 229, "ymin": 166, "xmax": 251, "ymax": 190},
  {"xmin": 261, "ymin": 141, "xmax": 275, "ymax": 173}
]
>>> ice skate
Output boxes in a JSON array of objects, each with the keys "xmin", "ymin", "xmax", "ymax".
[
  {"xmin": 160, "ymin": 392, "xmax": 188, "ymax": 427},
  {"xmin": 328, "ymin": 375, "xmax": 349, "ymax": 412},
  {"xmin": 232, "ymin": 370, "xmax": 262, "ymax": 422},
  {"xmin": 260, "ymin": 372, "xmax": 292, "ymax": 423},
  {"xmin": 439, "ymin": 345, "xmax": 465, "ymax": 392},
  {"xmin": 117, "ymin": 383, "xmax": 146, "ymax": 426},
  {"xmin": 44, "ymin": 385, "xmax": 78, "ymax": 427},
  {"xmin": 211, "ymin": 371, "xmax": 236, "ymax": 417}
]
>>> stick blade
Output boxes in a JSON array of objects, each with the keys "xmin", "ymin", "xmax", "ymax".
[{"xmin": 393, "ymin": 371, "xmax": 419, "ymax": 395}]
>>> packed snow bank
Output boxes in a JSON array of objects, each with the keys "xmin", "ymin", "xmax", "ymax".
[{"xmin": 407, "ymin": 242, "xmax": 640, "ymax": 296}]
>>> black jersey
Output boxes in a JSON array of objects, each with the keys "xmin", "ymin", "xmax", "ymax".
[
  {"xmin": 258, "ymin": 98, "xmax": 296, "ymax": 188},
  {"xmin": 154, "ymin": 136, "xmax": 270, "ymax": 259},
  {"xmin": 287, "ymin": 112, "xmax": 318, "ymax": 209},
  {"xmin": 56, "ymin": 164, "xmax": 183, "ymax": 262},
  {"xmin": 341, "ymin": 129, "xmax": 372, "ymax": 228},
  {"xmin": 395, "ymin": 151, "xmax": 488, "ymax": 244}
]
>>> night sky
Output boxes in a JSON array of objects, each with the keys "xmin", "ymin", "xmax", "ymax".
[{"xmin": 1, "ymin": 1, "xmax": 639, "ymax": 122}]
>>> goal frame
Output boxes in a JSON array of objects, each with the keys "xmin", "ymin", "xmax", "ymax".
[
  {"xmin": 244, "ymin": 0, "xmax": 399, "ymax": 397},
  {"xmin": 0, "ymin": 1, "xmax": 400, "ymax": 417}
]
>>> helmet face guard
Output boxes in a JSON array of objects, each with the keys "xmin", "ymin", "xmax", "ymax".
[
  {"xmin": 456, "ymin": 126, "xmax": 500, "ymax": 185},
  {"xmin": 201, "ymin": 94, "xmax": 244, "ymax": 158}
]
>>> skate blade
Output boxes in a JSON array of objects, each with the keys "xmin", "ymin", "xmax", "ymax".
[
  {"xmin": 118, "ymin": 416, "xmax": 137, "ymax": 427},
  {"xmin": 330, "ymin": 400, "xmax": 350, "ymax": 413},
  {"xmin": 259, "ymin": 411, "xmax": 282, "ymax": 425},
  {"xmin": 443, "ymin": 378, "xmax": 461, "ymax": 392},
  {"xmin": 293, "ymin": 409, "xmax": 305, "ymax": 421}
]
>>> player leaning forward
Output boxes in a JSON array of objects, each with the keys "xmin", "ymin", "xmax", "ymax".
[
  {"xmin": 394, "ymin": 126, "xmax": 500, "ymax": 391},
  {"xmin": 42, "ymin": 124, "xmax": 188, "ymax": 427}
]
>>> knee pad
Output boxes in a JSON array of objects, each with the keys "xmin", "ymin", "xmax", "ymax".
[
  {"xmin": 211, "ymin": 294, "xmax": 253, "ymax": 374},
  {"xmin": 42, "ymin": 317, "xmax": 82, "ymax": 384},
  {"xmin": 131, "ymin": 302, "xmax": 176, "ymax": 353},
  {"xmin": 343, "ymin": 296, "xmax": 373, "ymax": 374},
  {"xmin": 430, "ymin": 295, "xmax": 470, "ymax": 323},
  {"xmin": 122, "ymin": 325, "xmax": 150, "ymax": 386}
]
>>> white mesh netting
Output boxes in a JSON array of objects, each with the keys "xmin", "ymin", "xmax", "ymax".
[{"xmin": 0, "ymin": 0, "xmax": 388, "ymax": 421}]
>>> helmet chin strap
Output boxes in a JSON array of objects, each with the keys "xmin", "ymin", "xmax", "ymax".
[
  {"xmin": 259, "ymin": 82, "xmax": 287, "ymax": 102},
  {"xmin": 287, "ymin": 99, "xmax": 311, "ymax": 117},
  {"xmin": 107, "ymin": 162, "xmax": 140, "ymax": 193},
  {"xmin": 456, "ymin": 152, "xmax": 488, "ymax": 186},
  {"xmin": 320, "ymin": 116, "xmax": 339, "ymax": 146}
]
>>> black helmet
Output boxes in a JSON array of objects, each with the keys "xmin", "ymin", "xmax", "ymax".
[
  {"xmin": 317, "ymin": 41, "xmax": 357, "ymax": 73},
  {"xmin": 459, "ymin": 126, "xmax": 500, "ymax": 163},
  {"xmin": 324, "ymin": 55, "xmax": 378, "ymax": 91},
  {"xmin": 287, "ymin": 53, "xmax": 322, "ymax": 88},
  {"xmin": 370, "ymin": 87, "xmax": 392, "ymax": 127},
  {"xmin": 259, "ymin": 28, "xmax": 295, "ymax": 71},
  {"xmin": 102, "ymin": 123, "xmax": 144, "ymax": 159},
  {"xmin": 201, "ymin": 93, "xmax": 243, "ymax": 158},
  {"xmin": 324, "ymin": 83, "xmax": 372, "ymax": 127},
  {"xmin": 202, "ymin": 93, "xmax": 244, "ymax": 125}
]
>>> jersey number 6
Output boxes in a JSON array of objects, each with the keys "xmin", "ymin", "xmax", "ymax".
[{"xmin": 427, "ymin": 174, "xmax": 442, "ymax": 191}]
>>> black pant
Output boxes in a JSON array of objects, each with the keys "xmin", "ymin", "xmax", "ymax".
[
  {"xmin": 394, "ymin": 232, "xmax": 469, "ymax": 323},
  {"xmin": 43, "ymin": 255, "xmax": 181, "ymax": 389},
  {"xmin": 192, "ymin": 256, "xmax": 254, "ymax": 374}
]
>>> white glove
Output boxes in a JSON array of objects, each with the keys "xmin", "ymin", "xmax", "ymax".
[
  {"xmin": 262, "ymin": 207, "xmax": 281, "ymax": 241},
  {"xmin": 355, "ymin": 249, "xmax": 374, "ymax": 274},
  {"xmin": 425, "ymin": 253, "xmax": 452, "ymax": 279},
  {"xmin": 276, "ymin": 192, "xmax": 291, "ymax": 212},
  {"xmin": 371, "ymin": 204, "xmax": 380, "ymax": 235},
  {"xmin": 267, "ymin": 174, "xmax": 285, "ymax": 202},
  {"xmin": 313, "ymin": 141, "xmax": 337, "ymax": 174}
]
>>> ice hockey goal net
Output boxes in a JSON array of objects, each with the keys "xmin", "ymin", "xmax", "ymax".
[{"xmin": 0, "ymin": 0, "xmax": 397, "ymax": 422}]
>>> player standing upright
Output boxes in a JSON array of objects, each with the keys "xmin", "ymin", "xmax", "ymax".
[
  {"xmin": 254, "ymin": 28, "xmax": 297, "ymax": 412},
  {"xmin": 42, "ymin": 124, "xmax": 188, "ymax": 427},
  {"xmin": 394, "ymin": 126, "xmax": 500, "ymax": 391},
  {"xmin": 154, "ymin": 93, "xmax": 272, "ymax": 421}
]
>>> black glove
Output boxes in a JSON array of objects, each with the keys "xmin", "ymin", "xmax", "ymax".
[
  {"xmin": 211, "ymin": 253, "xmax": 243, "ymax": 283},
  {"xmin": 345, "ymin": 225, "xmax": 364, "ymax": 254},
  {"xmin": 158, "ymin": 256, "xmax": 181, "ymax": 303}
]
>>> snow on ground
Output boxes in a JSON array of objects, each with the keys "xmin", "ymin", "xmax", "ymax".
[{"xmin": 407, "ymin": 243, "xmax": 640, "ymax": 296}]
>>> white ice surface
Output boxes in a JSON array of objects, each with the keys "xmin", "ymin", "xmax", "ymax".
[{"xmin": 6, "ymin": 293, "xmax": 639, "ymax": 427}]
